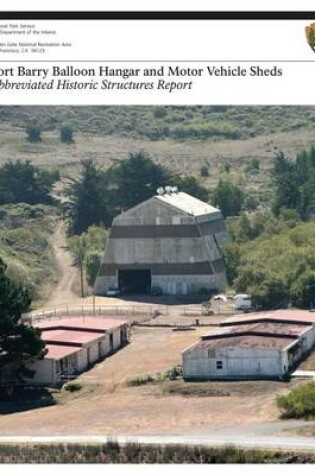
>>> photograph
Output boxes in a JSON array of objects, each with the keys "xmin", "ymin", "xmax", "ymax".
[{"xmin": 0, "ymin": 105, "xmax": 315, "ymax": 463}]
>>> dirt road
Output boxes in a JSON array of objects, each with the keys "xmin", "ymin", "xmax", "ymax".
[
  {"xmin": 45, "ymin": 222, "xmax": 78, "ymax": 308},
  {"xmin": 0, "ymin": 327, "xmax": 296, "ymax": 437}
]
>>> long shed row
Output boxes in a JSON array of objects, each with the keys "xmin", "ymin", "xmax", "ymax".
[
  {"xmin": 27, "ymin": 317, "xmax": 128, "ymax": 386},
  {"xmin": 182, "ymin": 310, "xmax": 315, "ymax": 380}
]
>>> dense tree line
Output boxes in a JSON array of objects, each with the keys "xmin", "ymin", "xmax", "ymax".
[
  {"xmin": 272, "ymin": 148, "xmax": 315, "ymax": 219},
  {"xmin": 223, "ymin": 214, "xmax": 315, "ymax": 310},
  {"xmin": 0, "ymin": 257, "xmax": 45, "ymax": 393},
  {"xmin": 219, "ymin": 146, "xmax": 315, "ymax": 310},
  {"xmin": 65, "ymin": 153, "xmax": 210, "ymax": 235},
  {"xmin": 0, "ymin": 160, "xmax": 59, "ymax": 205}
]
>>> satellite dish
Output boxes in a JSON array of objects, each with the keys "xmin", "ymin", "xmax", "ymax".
[
  {"xmin": 165, "ymin": 185, "xmax": 172, "ymax": 194},
  {"xmin": 157, "ymin": 187, "xmax": 165, "ymax": 195},
  {"xmin": 171, "ymin": 186, "xmax": 178, "ymax": 193}
]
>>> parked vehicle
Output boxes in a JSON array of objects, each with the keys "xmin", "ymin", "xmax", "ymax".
[
  {"xmin": 106, "ymin": 288, "xmax": 120, "ymax": 296},
  {"xmin": 150, "ymin": 286, "xmax": 163, "ymax": 296},
  {"xmin": 234, "ymin": 293, "xmax": 252, "ymax": 311}
]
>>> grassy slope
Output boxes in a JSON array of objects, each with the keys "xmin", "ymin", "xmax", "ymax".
[
  {"xmin": 1, "ymin": 106, "xmax": 315, "ymax": 202},
  {"xmin": 1, "ymin": 106, "xmax": 315, "ymax": 140},
  {"xmin": 0, "ymin": 106, "xmax": 315, "ymax": 305},
  {"xmin": 0, "ymin": 204, "xmax": 59, "ymax": 306}
]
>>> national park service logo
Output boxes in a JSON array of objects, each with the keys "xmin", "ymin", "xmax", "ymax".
[{"xmin": 306, "ymin": 22, "xmax": 315, "ymax": 51}]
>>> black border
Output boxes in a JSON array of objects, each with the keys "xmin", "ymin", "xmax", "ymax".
[{"xmin": 0, "ymin": 11, "xmax": 315, "ymax": 20}]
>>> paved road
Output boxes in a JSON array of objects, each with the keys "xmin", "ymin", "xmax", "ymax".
[
  {"xmin": 292, "ymin": 370, "xmax": 315, "ymax": 378},
  {"xmin": 1, "ymin": 421, "xmax": 315, "ymax": 451}
]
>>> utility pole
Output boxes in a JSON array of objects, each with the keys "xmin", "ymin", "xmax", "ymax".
[{"xmin": 79, "ymin": 252, "xmax": 84, "ymax": 299}]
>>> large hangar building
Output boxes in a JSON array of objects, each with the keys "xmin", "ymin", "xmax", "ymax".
[{"xmin": 95, "ymin": 189, "xmax": 229, "ymax": 296}]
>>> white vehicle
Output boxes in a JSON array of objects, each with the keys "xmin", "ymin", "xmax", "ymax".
[
  {"xmin": 106, "ymin": 288, "xmax": 120, "ymax": 297},
  {"xmin": 213, "ymin": 294, "xmax": 227, "ymax": 301},
  {"xmin": 234, "ymin": 293, "xmax": 252, "ymax": 311}
]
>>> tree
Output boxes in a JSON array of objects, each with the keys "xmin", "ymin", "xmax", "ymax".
[
  {"xmin": 172, "ymin": 175, "xmax": 209, "ymax": 202},
  {"xmin": 234, "ymin": 267, "xmax": 289, "ymax": 310},
  {"xmin": 68, "ymin": 225, "xmax": 107, "ymax": 292},
  {"xmin": 26, "ymin": 123, "xmax": 42, "ymax": 143},
  {"xmin": 85, "ymin": 250, "xmax": 102, "ymax": 286},
  {"xmin": 112, "ymin": 152, "xmax": 171, "ymax": 210},
  {"xmin": 0, "ymin": 257, "xmax": 45, "ymax": 389},
  {"xmin": 212, "ymin": 179, "xmax": 244, "ymax": 217},
  {"xmin": 68, "ymin": 234, "xmax": 86, "ymax": 297},
  {"xmin": 60, "ymin": 123, "xmax": 74, "ymax": 144},
  {"xmin": 290, "ymin": 269, "xmax": 315, "ymax": 309},
  {"xmin": 221, "ymin": 241, "xmax": 241, "ymax": 284},
  {"xmin": 272, "ymin": 152, "xmax": 300, "ymax": 216},
  {"xmin": 65, "ymin": 159, "xmax": 110, "ymax": 234},
  {"xmin": 0, "ymin": 160, "xmax": 58, "ymax": 205}
]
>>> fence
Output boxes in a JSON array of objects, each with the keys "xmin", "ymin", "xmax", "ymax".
[
  {"xmin": 182, "ymin": 303, "xmax": 235, "ymax": 317},
  {"xmin": 23, "ymin": 304, "xmax": 169, "ymax": 325}
]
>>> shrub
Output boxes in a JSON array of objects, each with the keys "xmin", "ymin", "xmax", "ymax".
[
  {"xmin": 26, "ymin": 123, "xmax": 42, "ymax": 142},
  {"xmin": 126, "ymin": 375, "xmax": 154, "ymax": 386},
  {"xmin": 245, "ymin": 158, "xmax": 260, "ymax": 174},
  {"xmin": 277, "ymin": 382, "xmax": 315, "ymax": 419},
  {"xmin": 64, "ymin": 383, "xmax": 83, "ymax": 393},
  {"xmin": 200, "ymin": 165, "xmax": 209, "ymax": 177},
  {"xmin": 84, "ymin": 250, "xmax": 102, "ymax": 286},
  {"xmin": 60, "ymin": 123, "xmax": 74, "ymax": 143},
  {"xmin": 153, "ymin": 106, "xmax": 167, "ymax": 119}
]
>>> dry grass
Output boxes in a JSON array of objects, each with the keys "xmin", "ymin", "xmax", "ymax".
[
  {"xmin": 0, "ymin": 326, "xmax": 302, "ymax": 437},
  {"xmin": 1, "ymin": 127, "xmax": 315, "ymax": 190},
  {"xmin": 298, "ymin": 351, "xmax": 315, "ymax": 371},
  {"xmin": 0, "ymin": 442, "xmax": 314, "ymax": 463}
]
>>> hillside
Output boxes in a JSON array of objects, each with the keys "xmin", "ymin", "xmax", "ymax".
[
  {"xmin": 1, "ymin": 106, "xmax": 314, "ymax": 141},
  {"xmin": 0, "ymin": 204, "xmax": 59, "ymax": 305},
  {"xmin": 0, "ymin": 106, "xmax": 315, "ymax": 202},
  {"xmin": 0, "ymin": 106, "xmax": 315, "ymax": 306}
]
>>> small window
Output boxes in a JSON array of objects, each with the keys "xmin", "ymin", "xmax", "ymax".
[
  {"xmin": 208, "ymin": 349, "xmax": 215, "ymax": 358},
  {"xmin": 216, "ymin": 361, "xmax": 223, "ymax": 370},
  {"xmin": 172, "ymin": 216, "xmax": 181, "ymax": 225}
]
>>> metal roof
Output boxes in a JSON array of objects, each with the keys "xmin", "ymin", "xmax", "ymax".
[
  {"xmin": 37, "ymin": 316, "xmax": 127, "ymax": 333},
  {"xmin": 155, "ymin": 192, "xmax": 219, "ymax": 217},
  {"xmin": 223, "ymin": 309, "xmax": 315, "ymax": 326},
  {"xmin": 42, "ymin": 329, "xmax": 105, "ymax": 346},
  {"xmin": 45, "ymin": 344, "xmax": 81, "ymax": 360},
  {"xmin": 205, "ymin": 321, "xmax": 312, "ymax": 339},
  {"xmin": 185, "ymin": 334, "xmax": 297, "ymax": 352}
]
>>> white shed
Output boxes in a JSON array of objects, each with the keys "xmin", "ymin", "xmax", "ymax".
[
  {"xmin": 26, "ymin": 316, "xmax": 128, "ymax": 386},
  {"xmin": 182, "ymin": 333, "xmax": 300, "ymax": 380}
]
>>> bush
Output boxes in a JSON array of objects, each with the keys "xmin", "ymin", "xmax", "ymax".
[
  {"xmin": 60, "ymin": 123, "xmax": 74, "ymax": 143},
  {"xmin": 64, "ymin": 383, "xmax": 82, "ymax": 393},
  {"xmin": 84, "ymin": 250, "xmax": 102, "ymax": 286},
  {"xmin": 126, "ymin": 375, "xmax": 154, "ymax": 386},
  {"xmin": 153, "ymin": 106, "xmax": 167, "ymax": 119},
  {"xmin": 26, "ymin": 123, "xmax": 42, "ymax": 142},
  {"xmin": 277, "ymin": 382, "xmax": 315, "ymax": 419},
  {"xmin": 245, "ymin": 158, "xmax": 260, "ymax": 174},
  {"xmin": 200, "ymin": 165, "xmax": 209, "ymax": 177}
]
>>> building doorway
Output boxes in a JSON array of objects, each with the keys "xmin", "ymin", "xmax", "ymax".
[{"xmin": 118, "ymin": 269, "xmax": 151, "ymax": 293}]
